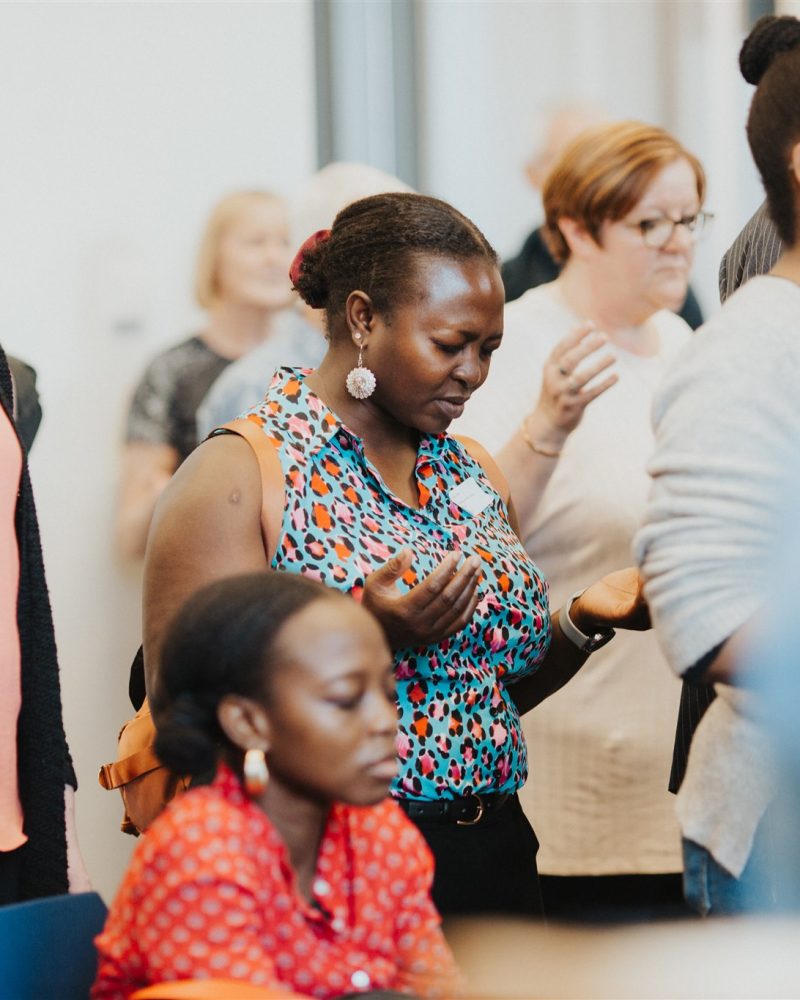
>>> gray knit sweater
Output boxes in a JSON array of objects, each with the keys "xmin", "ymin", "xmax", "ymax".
[{"xmin": 635, "ymin": 275, "xmax": 800, "ymax": 875}]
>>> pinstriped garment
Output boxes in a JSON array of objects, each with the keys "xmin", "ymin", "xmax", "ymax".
[{"xmin": 718, "ymin": 201, "xmax": 783, "ymax": 304}]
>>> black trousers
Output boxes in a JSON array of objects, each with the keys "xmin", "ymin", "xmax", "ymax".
[
  {"xmin": 410, "ymin": 794, "xmax": 543, "ymax": 917},
  {"xmin": 539, "ymin": 873, "xmax": 690, "ymax": 923}
]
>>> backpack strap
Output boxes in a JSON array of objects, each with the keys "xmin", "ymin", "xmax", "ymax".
[{"xmin": 211, "ymin": 418, "xmax": 285, "ymax": 565}]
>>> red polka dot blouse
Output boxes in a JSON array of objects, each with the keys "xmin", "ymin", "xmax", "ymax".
[{"xmin": 92, "ymin": 765, "xmax": 461, "ymax": 999}]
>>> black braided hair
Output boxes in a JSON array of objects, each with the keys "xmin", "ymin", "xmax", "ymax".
[
  {"xmin": 739, "ymin": 14, "xmax": 800, "ymax": 84},
  {"xmin": 741, "ymin": 15, "xmax": 800, "ymax": 245},
  {"xmin": 291, "ymin": 192, "xmax": 497, "ymax": 336},
  {"xmin": 154, "ymin": 572, "xmax": 336, "ymax": 780}
]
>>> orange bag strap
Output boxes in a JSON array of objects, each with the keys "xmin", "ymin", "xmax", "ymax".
[
  {"xmin": 98, "ymin": 699, "xmax": 161, "ymax": 790},
  {"xmin": 98, "ymin": 746, "xmax": 163, "ymax": 790},
  {"xmin": 216, "ymin": 418, "xmax": 284, "ymax": 566}
]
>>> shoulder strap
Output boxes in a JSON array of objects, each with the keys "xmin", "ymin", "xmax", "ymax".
[{"xmin": 215, "ymin": 418, "xmax": 285, "ymax": 565}]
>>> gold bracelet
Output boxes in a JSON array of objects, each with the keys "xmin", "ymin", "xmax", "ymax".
[{"xmin": 520, "ymin": 418, "xmax": 562, "ymax": 458}]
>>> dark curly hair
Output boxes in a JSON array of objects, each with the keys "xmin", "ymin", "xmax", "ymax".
[
  {"xmin": 741, "ymin": 14, "xmax": 800, "ymax": 245},
  {"xmin": 154, "ymin": 572, "xmax": 336, "ymax": 780},
  {"xmin": 291, "ymin": 192, "xmax": 498, "ymax": 334}
]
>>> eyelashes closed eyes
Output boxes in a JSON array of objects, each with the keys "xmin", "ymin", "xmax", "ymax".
[{"xmin": 434, "ymin": 341, "xmax": 499, "ymax": 358}]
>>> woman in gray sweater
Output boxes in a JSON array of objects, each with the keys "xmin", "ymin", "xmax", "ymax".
[{"xmin": 636, "ymin": 13, "xmax": 800, "ymax": 915}]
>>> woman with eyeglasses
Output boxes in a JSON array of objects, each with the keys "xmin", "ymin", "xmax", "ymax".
[{"xmin": 455, "ymin": 120, "xmax": 710, "ymax": 920}]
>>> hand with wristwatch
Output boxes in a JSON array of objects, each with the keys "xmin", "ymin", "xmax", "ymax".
[{"xmin": 558, "ymin": 566, "xmax": 650, "ymax": 653}]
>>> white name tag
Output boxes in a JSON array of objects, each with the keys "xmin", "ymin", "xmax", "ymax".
[{"xmin": 449, "ymin": 477, "xmax": 493, "ymax": 516}]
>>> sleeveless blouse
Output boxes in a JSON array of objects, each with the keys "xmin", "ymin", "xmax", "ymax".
[{"xmin": 244, "ymin": 368, "xmax": 551, "ymax": 800}]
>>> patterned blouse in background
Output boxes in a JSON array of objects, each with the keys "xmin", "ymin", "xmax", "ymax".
[
  {"xmin": 92, "ymin": 766, "xmax": 460, "ymax": 999},
  {"xmin": 126, "ymin": 336, "xmax": 230, "ymax": 464},
  {"xmin": 246, "ymin": 367, "xmax": 552, "ymax": 802}
]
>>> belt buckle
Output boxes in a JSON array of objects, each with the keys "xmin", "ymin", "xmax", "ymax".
[{"xmin": 456, "ymin": 793, "xmax": 485, "ymax": 826}]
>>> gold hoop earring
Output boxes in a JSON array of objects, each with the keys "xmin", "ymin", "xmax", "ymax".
[{"xmin": 243, "ymin": 748, "xmax": 269, "ymax": 797}]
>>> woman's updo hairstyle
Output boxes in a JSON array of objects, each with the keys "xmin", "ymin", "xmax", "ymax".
[
  {"xmin": 291, "ymin": 192, "xmax": 498, "ymax": 332},
  {"xmin": 154, "ymin": 572, "xmax": 334, "ymax": 780},
  {"xmin": 741, "ymin": 15, "xmax": 800, "ymax": 245}
]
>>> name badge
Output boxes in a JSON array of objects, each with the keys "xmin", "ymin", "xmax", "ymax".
[{"xmin": 449, "ymin": 477, "xmax": 493, "ymax": 516}]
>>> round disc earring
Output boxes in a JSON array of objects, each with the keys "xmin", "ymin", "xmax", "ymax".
[{"xmin": 345, "ymin": 344, "xmax": 377, "ymax": 400}]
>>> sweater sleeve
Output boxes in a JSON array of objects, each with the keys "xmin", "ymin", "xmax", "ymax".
[{"xmin": 635, "ymin": 294, "xmax": 800, "ymax": 675}]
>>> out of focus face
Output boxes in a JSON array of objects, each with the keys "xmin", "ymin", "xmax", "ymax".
[
  {"xmin": 594, "ymin": 157, "xmax": 700, "ymax": 318},
  {"xmin": 264, "ymin": 597, "xmax": 398, "ymax": 807},
  {"xmin": 364, "ymin": 255, "xmax": 505, "ymax": 435},
  {"xmin": 214, "ymin": 199, "xmax": 293, "ymax": 310}
]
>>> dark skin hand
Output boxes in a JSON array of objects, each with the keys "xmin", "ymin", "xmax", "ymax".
[
  {"xmin": 142, "ymin": 434, "xmax": 485, "ymax": 709},
  {"xmin": 573, "ymin": 567, "xmax": 651, "ymax": 633},
  {"xmin": 362, "ymin": 548, "xmax": 482, "ymax": 649}
]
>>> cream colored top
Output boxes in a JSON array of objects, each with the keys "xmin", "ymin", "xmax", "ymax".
[
  {"xmin": 0, "ymin": 404, "xmax": 25, "ymax": 852},
  {"xmin": 455, "ymin": 282, "xmax": 689, "ymax": 874}
]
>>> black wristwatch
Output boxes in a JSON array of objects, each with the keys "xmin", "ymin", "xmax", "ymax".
[{"xmin": 558, "ymin": 589, "xmax": 616, "ymax": 653}]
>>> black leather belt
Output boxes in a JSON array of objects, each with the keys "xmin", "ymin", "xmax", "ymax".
[{"xmin": 397, "ymin": 792, "xmax": 511, "ymax": 826}]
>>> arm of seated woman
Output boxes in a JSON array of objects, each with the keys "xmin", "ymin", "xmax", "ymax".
[
  {"xmin": 390, "ymin": 828, "xmax": 464, "ymax": 999},
  {"xmin": 95, "ymin": 873, "xmax": 305, "ymax": 997}
]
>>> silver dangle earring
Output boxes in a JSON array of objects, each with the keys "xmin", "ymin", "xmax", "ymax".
[
  {"xmin": 243, "ymin": 747, "xmax": 269, "ymax": 797},
  {"xmin": 345, "ymin": 337, "xmax": 376, "ymax": 400}
]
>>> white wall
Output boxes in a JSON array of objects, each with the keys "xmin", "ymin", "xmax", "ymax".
[
  {"xmin": 0, "ymin": 1, "xmax": 315, "ymax": 901},
  {"xmin": 418, "ymin": 0, "xmax": 762, "ymax": 317}
]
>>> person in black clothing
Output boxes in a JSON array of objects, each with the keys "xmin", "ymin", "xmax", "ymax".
[
  {"xmin": 6, "ymin": 355, "xmax": 42, "ymax": 452},
  {"xmin": 0, "ymin": 344, "xmax": 87, "ymax": 903}
]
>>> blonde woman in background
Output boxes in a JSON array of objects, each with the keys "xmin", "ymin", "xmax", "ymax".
[
  {"xmin": 195, "ymin": 163, "xmax": 412, "ymax": 438},
  {"xmin": 455, "ymin": 121, "xmax": 710, "ymax": 919},
  {"xmin": 116, "ymin": 190, "xmax": 293, "ymax": 559}
]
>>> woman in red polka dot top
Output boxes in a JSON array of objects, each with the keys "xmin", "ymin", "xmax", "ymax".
[{"xmin": 92, "ymin": 573, "xmax": 461, "ymax": 1000}]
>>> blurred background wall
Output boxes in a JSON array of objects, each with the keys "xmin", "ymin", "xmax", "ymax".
[
  {"xmin": 0, "ymin": 0, "xmax": 785, "ymax": 901},
  {"xmin": 0, "ymin": 0, "xmax": 316, "ymax": 897}
]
